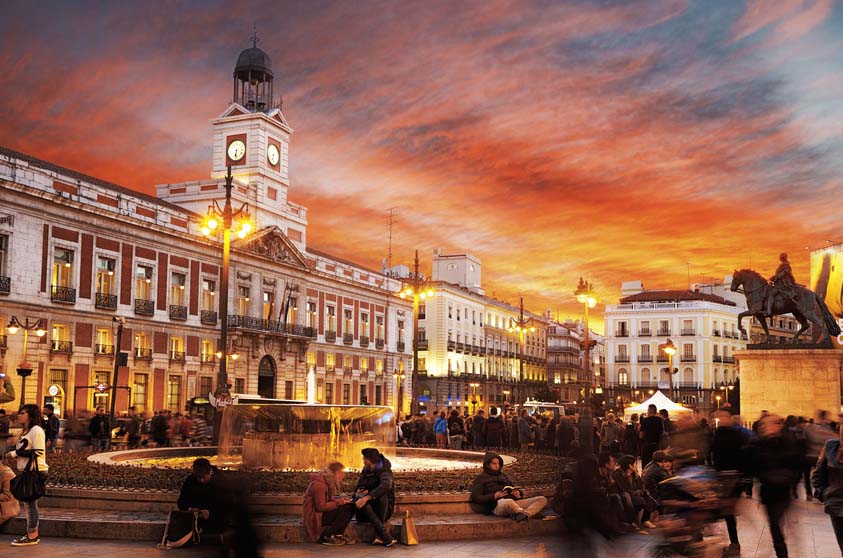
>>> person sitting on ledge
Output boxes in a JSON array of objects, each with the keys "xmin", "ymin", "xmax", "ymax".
[
  {"xmin": 177, "ymin": 458, "xmax": 231, "ymax": 535},
  {"xmin": 303, "ymin": 462, "xmax": 356, "ymax": 546},
  {"xmin": 470, "ymin": 451, "xmax": 548, "ymax": 521},
  {"xmin": 354, "ymin": 448, "xmax": 396, "ymax": 547}
]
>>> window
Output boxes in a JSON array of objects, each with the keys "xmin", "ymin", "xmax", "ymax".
[
  {"xmin": 0, "ymin": 234, "xmax": 8, "ymax": 277},
  {"xmin": 135, "ymin": 265, "xmax": 153, "ymax": 300},
  {"xmin": 375, "ymin": 359, "xmax": 383, "ymax": 376},
  {"xmin": 237, "ymin": 286, "xmax": 250, "ymax": 315},
  {"xmin": 376, "ymin": 315, "xmax": 384, "ymax": 339},
  {"xmin": 52, "ymin": 247, "xmax": 74, "ymax": 289},
  {"xmin": 96, "ymin": 328, "xmax": 112, "ymax": 354},
  {"xmin": 343, "ymin": 355, "xmax": 352, "ymax": 372},
  {"xmin": 640, "ymin": 344, "xmax": 651, "ymax": 357},
  {"xmin": 133, "ymin": 373, "xmax": 148, "ymax": 411},
  {"xmin": 617, "ymin": 321, "xmax": 628, "ymax": 336},
  {"xmin": 48, "ymin": 369, "xmax": 68, "ymax": 412},
  {"xmin": 360, "ymin": 385, "xmax": 367, "ymax": 405},
  {"xmin": 640, "ymin": 320, "xmax": 650, "ymax": 333},
  {"xmin": 285, "ymin": 381, "xmax": 293, "ymax": 400},
  {"xmin": 361, "ymin": 357, "xmax": 369, "ymax": 374},
  {"xmin": 235, "ymin": 378, "xmax": 245, "ymax": 393},
  {"xmin": 96, "ymin": 257, "xmax": 115, "ymax": 295},
  {"xmin": 199, "ymin": 376, "xmax": 213, "ymax": 397},
  {"xmin": 52, "ymin": 323, "xmax": 69, "ymax": 343},
  {"xmin": 170, "ymin": 336, "xmax": 184, "ymax": 359},
  {"xmin": 201, "ymin": 279, "xmax": 215, "ymax": 312},
  {"xmin": 307, "ymin": 301, "xmax": 317, "ymax": 328},
  {"xmin": 263, "ymin": 291, "xmax": 274, "ymax": 320},
  {"xmin": 326, "ymin": 353, "xmax": 335, "ymax": 372},
  {"xmin": 398, "ymin": 320, "xmax": 405, "ymax": 343},
  {"xmin": 659, "ymin": 320, "xmax": 669, "ymax": 335},
  {"xmin": 360, "ymin": 312, "xmax": 369, "ymax": 335},
  {"xmin": 375, "ymin": 385, "xmax": 382, "ymax": 406},
  {"xmin": 326, "ymin": 305, "xmax": 336, "ymax": 331},
  {"xmin": 201, "ymin": 339, "xmax": 215, "ymax": 362},
  {"xmin": 342, "ymin": 384, "xmax": 350, "ymax": 405},
  {"xmin": 683, "ymin": 343, "xmax": 694, "ymax": 358},
  {"xmin": 472, "ymin": 310, "xmax": 476, "ymax": 325},
  {"xmin": 167, "ymin": 375, "xmax": 182, "ymax": 412},
  {"xmin": 170, "ymin": 272, "xmax": 186, "ymax": 306},
  {"xmin": 418, "ymin": 357, "xmax": 426, "ymax": 372},
  {"xmin": 287, "ymin": 297, "xmax": 297, "ymax": 324},
  {"xmin": 343, "ymin": 309, "xmax": 353, "ymax": 333},
  {"xmin": 94, "ymin": 371, "xmax": 110, "ymax": 410},
  {"xmin": 325, "ymin": 382, "xmax": 333, "ymax": 404},
  {"xmin": 683, "ymin": 368, "xmax": 694, "ymax": 386},
  {"xmin": 307, "ymin": 351, "xmax": 316, "ymax": 367},
  {"xmin": 448, "ymin": 306, "xmax": 453, "ymax": 319},
  {"xmin": 617, "ymin": 345, "xmax": 627, "ymax": 357}
]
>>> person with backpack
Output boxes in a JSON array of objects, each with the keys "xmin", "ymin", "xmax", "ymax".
[
  {"xmin": 485, "ymin": 407, "xmax": 505, "ymax": 448},
  {"xmin": 447, "ymin": 409, "xmax": 466, "ymax": 449}
]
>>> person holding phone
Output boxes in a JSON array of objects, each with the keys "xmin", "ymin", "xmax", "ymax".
[{"xmin": 303, "ymin": 462, "xmax": 356, "ymax": 545}]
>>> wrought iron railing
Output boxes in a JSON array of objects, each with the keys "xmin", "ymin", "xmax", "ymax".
[
  {"xmin": 135, "ymin": 299, "xmax": 155, "ymax": 316},
  {"xmin": 51, "ymin": 285, "xmax": 76, "ymax": 304},
  {"xmin": 134, "ymin": 347, "xmax": 152, "ymax": 360},
  {"xmin": 169, "ymin": 351, "xmax": 186, "ymax": 362},
  {"xmin": 169, "ymin": 305, "xmax": 188, "ymax": 320},
  {"xmin": 360, "ymin": 335, "xmax": 370, "ymax": 347},
  {"xmin": 375, "ymin": 338, "xmax": 384, "ymax": 349},
  {"xmin": 226, "ymin": 315, "xmax": 317, "ymax": 338},
  {"xmin": 200, "ymin": 354, "xmax": 216, "ymax": 363},
  {"xmin": 95, "ymin": 344, "xmax": 114, "ymax": 355},
  {"xmin": 681, "ymin": 329, "xmax": 696, "ymax": 336},
  {"xmin": 415, "ymin": 339, "xmax": 429, "ymax": 351},
  {"xmin": 50, "ymin": 340, "xmax": 73, "ymax": 353},
  {"xmin": 95, "ymin": 292, "xmax": 117, "ymax": 310},
  {"xmin": 397, "ymin": 341, "xmax": 406, "ymax": 352},
  {"xmin": 200, "ymin": 310, "xmax": 218, "ymax": 325},
  {"xmin": 325, "ymin": 330, "xmax": 337, "ymax": 342},
  {"xmin": 343, "ymin": 333, "xmax": 354, "ymax": 345},
  {"xmin": 0, "ymin": 276, "xmax": 9, "ymax": 294}
]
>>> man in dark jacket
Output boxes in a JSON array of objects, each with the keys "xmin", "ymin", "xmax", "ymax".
[
  {"xmin": 485, "ymin": 407, "xmax": 505, "ymax": 448},
  {"xmin": 712, "ymin": 411, "xmax": 750, "ymax": 557},
  {"xmin": 470, "ymin": 451, "xmax": 547, "ymax": 521},
  {"xmin": 177, "ymin": 458, "xmax": 233, "ymax": 534},
  {"xmin": 354, "ymin": 448, "xmax": 396, "ymax": 546},
  {"xmin": 472, "ymin": 410, "xmax": 487, "ymax": 449},
  {"xmin": 89, "ymin": 406, "xmax": 111, "ymax": 452},
  {"xmin": 43, "ymin": 404, "xmax": 61, "ymax": 452}
]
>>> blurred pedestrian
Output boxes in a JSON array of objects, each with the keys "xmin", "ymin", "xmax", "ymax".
[
  {"xmin": 812, "ymin": 434, "xmax": 843, "ymax": 557},
  {"xmin": 448, "ymin": 409, "xmax": 466, "ymax": 449},
  {"xmin": 42, "ymin": 404, "xmax": 60, "ymax": 453},
  {"xmin": 434, "ymin": 411, "xmax": 448, "ymax": 448},
  {"xmin": 712, "ymin": 410, "xmax": 750, "ymax": 557},
  {"xmin": 472, "ymin": 409, "xmax": 487, "ymax": 449},
  {"xmin": 639, "ymin": 405, "xmax": 664, "ymax": 466},
  {"xmin": 89, "ymin": 406, "xmax": 110, "ymax": 452}
]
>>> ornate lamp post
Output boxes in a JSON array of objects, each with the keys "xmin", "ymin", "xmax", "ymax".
[
  {"xmin": 574, "ymin": 278, "xmax": 597, "ymax": 454},
  {"xmin": 659, "ymin": 338, "xmax": 677, "ymax": 400},
  {"xmin": 200, "ymin": 166, "xmax": 253, "ymax": 405},
  {"xmin": 397, "ymin": 250, "xmax": 434, "ymax": 414},
  {"xmin": 469, "ymin": 381, "xmax": 480, "ymax": 412},
  {"xmin": 507, "ymin": 297, "xmax": 536, "ymax": 402},
  {"xmin": 6, "ymin": 316, "xmax": 47, "ymax": 405}
]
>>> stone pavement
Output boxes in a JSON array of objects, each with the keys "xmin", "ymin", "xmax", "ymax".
[{"xmin": 0, "ymin": 494, "xmax": 841, "ymax": 558}]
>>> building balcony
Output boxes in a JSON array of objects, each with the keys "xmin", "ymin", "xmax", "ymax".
[
  {"xmin": 200, "ymin": 354, "xmax": 216, "ymax": 364},
  {"xmin": 680, "ymin": 355, "xmax": 696, "ymax": 362},
  {"xmin": 713, "ymin": 330, "xmax": 721, "ymax": 337},
  {"xmin": 343, "ymin": 333, "xmax": 354, "ymax": 345},
  {"xmin": 639, "ymin": 329, "xmax": 651, "ymax": 337},
  {"xmin": 615, "ymin": 355, "xmax": 630, "ymax": 363},
  {"xmin": 418, "ymin": 312, "xmax": 426, "ymax": 320},
  {"xmin": 169, "ymin": 350, "xmax": 186, "ymax": 362},
  {"xmin": 169, "ymin": 305, "xmax": 188, "ymax": 321},
  {"xmin": 713, "ymin": 356, "xmax": 722, "ymax": 363},
  {"xmin": 325, "ymin": 330, "xmax": 337, "ymax": 343},
  {"xmin": 201, "ymin": 310, "xmax": 218, "ymax": 325},
  {"xmin": 740, "ymin": 333, "xmax": 748, "ymax": 340},
  {"xmin": 95, "ymin": 292, "xmax": 117, "ymax": 310},
  {"xmin": 343, "ymin": 366, "xmax": 353, "ymax": 376},
  {"xmin": 360, "ymin": 335, "xmax": 370, "ymax": 348},
  {"xmin": 51, "ymin": 285, "xmax": 76, "ymax": 304},
  {"xmin": 375, "ymin": 338, "xmax": 384, "ymax": 349},
  {"xmin": 637, "ymin": 356, "xmax": 653, "ymax": 363},
  {"xmin": 50, "ymin": 340, "xmax": 73, "ymax": 354},
  {"xmin": 615, "ymin": 331, "xmax": 629, "ymax": 337},
  {"xmin": 134, "ymin": 347, "xmax": 152, "ymax": 360},
  {"xmin": 447, "ymin": 340, "xmax": 456, "ymax": 352},
  {"xmin": 657, "ymin": 329, "xmax": 670, "ymax": 336},
  {"xmin": 681, "ymin": 329, "xmax": 696, "ymax": 336},
  {"xmin": 226, "ymin": 315, "xmax": 318, "ymax": 339},
  {"xmin": 657, "ymin": 356, "xmax": 669, "ymax": 362},
  {"xmin": 415, "ymin": 339, "xmax": 429, "ymax": 351},
  {"xmin": 0, "ymin": 275, "xmax": 9, "ymax": 294},
  {"xmin": 723, "ymin": 331, "xmax": 734, "ymax": 339},
  {"xmin": 134, "ymin": 299, "xmax": 155, "ymax": 316},
  {"xmin": 723, "ymin": 356, "xmax": 736, "ymax": 364},
  {"xmin": 94, "ymin": 343, "xmax": 114, "ymax": 355},
  {"xmin": 397, "ymin": 341, "xmax": 406, "ymax": 352},
  {"xmin": 455, "ymin": 342, "xmax": 464, "ymax": 353}
]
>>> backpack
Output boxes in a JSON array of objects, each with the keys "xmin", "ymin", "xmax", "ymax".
[{"xmin": 158, "ymin": 510, "xmax": 202, "ymax": 549}]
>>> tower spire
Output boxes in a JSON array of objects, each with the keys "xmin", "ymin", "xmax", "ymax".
[{"xmin": 250, "ymin": 23, "xmax": 259, "ymax": 48}]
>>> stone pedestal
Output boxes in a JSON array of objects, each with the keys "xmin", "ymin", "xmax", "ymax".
[{"xmin": 736, "ymin": 349, "xmax": 842, "ymax": 421}]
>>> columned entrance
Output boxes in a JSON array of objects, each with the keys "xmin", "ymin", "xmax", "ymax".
[{"xmin": 258, "ymin": 355, "xmax": 276, "ymax": 399}]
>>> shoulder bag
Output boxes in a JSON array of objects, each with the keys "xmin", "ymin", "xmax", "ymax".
[{"xmin": 9, "ymin": 454, "xmax": 46, "ymax": 503}]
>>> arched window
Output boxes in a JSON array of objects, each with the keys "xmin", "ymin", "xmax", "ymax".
[
  {"xmin": 713, "ymin": 368, "xmax": 719, "ymax": 385},
  {"xmin": 683, "ymin": 367, "xmax": 694, "ymax": 387},
  {"xmin": 618, "ymin": 368, "xmax": 628, "ymax": 385}
]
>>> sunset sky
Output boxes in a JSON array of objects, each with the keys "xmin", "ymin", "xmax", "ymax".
[{"xmin": 2, "ymin": 1, "xmax": 842, "ymax": 330}]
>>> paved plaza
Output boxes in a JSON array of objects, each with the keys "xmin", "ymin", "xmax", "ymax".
[{"xmin": 1, "ymin": 494, "xmax": 841, "ymax": 558}]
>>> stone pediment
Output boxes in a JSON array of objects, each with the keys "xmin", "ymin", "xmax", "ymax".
[{"xmin": 233, "ymin": 226, "xmax": 310, "ymax": 269}]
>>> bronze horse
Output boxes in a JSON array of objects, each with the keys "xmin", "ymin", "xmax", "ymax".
[{"xmin": 730, "ymin": 269, "xmax": 840, "ymax": 344}]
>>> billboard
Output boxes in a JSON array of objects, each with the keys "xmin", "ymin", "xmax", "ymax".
[{"xmin": 811, "ymin": 244, "xmax": 843, "ymax": 319}]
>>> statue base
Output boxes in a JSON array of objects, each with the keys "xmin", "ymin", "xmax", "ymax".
[{"xmin": 735, "ymin": 349, "xmax": 842, "ymax": 422}]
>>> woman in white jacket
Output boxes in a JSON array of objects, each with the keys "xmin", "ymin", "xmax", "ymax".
[{"xmin": 5, "ymin": 404, "xmax": 48, "ymax": 546}]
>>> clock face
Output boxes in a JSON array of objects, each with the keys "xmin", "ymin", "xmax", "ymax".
[
  {"xmin": 267, "ymin": 144, "xmax": 280, "ymax": 166},
  {"xmin": 227, "ymin": 140, "xmax": 246, "ymax": 162}
]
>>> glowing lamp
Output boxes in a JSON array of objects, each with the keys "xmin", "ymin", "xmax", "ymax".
[
  {"xmin": 200, "ymin": 226, "xmax": 211, "ymax": 236},
  {"xmin": 35, "ymin": 328, "xmax": 46, "ymax": 337},
  {"xmin": 426, "ymin": 289, "xmax": 433, "ymax": 297},
  {"xmin": 587, "ymin": 297, "xmax": 597, "ymax": 308},
  {"xmin": 7, "ymin": 325, "xmax": 18, "ymax": 335},
  {"xmin": 207, "ymin": 217, "xmax": 219, "ymax": 231},
  {"xmin": 398, "ymin": 292, "xmax": 406, "ymax": 299},
  {"xmin": 419, "ymin": 292, "xmax": 426, "ymax": 300},
  {"xmin": 215, "ymin": 351, "xmax": 223, "ymax": 359},
  {"xmin": 236, "ymin": 229, "xmax": 247, "ymax": 239},
  {"xmin": 576, "ymin": 293, "xmax": 587, "ymax": 304},
  {"xmin": 230, "ymin": 353, "xmax": 239, "ymax": 361}
]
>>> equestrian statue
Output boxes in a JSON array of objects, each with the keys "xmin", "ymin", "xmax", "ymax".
[{"xmin": 730, "ymin": 253, "xmax": 841, "ymax": 345}]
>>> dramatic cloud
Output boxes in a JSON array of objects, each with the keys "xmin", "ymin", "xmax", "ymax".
[{"xmin": 1, "ymin": 0, "xmax": 841, "ymax": 330}]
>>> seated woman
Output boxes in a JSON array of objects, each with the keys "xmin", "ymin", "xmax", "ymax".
[
  {"xmin": 613, "ymin": 454, "xmax": 657, "ymax": 529},
  {"xmin": 303, "ymin": 462, "xmax": 356, "ymax": 546}
]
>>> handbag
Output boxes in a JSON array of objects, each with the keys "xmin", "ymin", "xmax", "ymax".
[
  {"xmin": 399, "ymin": 509, "xmax": 419, "ymax": 545},
  {"xmin": 10, "ymin": 454, "xmax": 46, "ymax": 503},
  {"xmin": 158, "ymin": 510, "xmax": 202, "ymax": 549}
]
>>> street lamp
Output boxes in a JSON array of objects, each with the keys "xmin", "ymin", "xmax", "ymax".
[
  {"xmin": 397, "ymin": 249, "xmax": 434, "ymax": 414},
  {"xmin": 507, "ymin": 297, "xmax": 536, "ymax": 401},
  {"xmin": 659, "ymin": 338, "xmax": 677, "ymax": 400},
  {"xmin": 200, "ymin": 166, "xmax": 253, "ymax": 404},
  {"xmin": 715, "ymin": 394, "xmax": 722, "ymax": 409},
  {"xmin": 574, "ymin": 277, "xmax": 597, "ymax": 454},
  {"xmin": 393, "ymin": 370, "xmax": 406, "ymax": 418},
  {"xmin": 6, "ymin": 316, "xmax": 47, "ymax": 405}
]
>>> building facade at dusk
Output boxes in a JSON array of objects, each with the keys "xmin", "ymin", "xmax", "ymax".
[
  {"xmin": 0, "ymin": 44, "xmax": 414, "ymax": 417},
  {"xmin": 603, "ymin": 281, "xmax": 746, "ymax": 414},
  {"xmin": 545, "ymin": 318, "xmax": 605, "ymax": 408},
  {"xmin": 410, "ymin": 250, "xmax": 548, "ymax": 415}
]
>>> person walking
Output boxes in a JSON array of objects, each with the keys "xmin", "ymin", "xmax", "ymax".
[
  {"xmin": 472, "ymin": 409, "xmax": 487, "ymax": 449},
  {"xmin": 6, "ymin": 404, "xmax": 49, "ymax": 546},
  {"xmin": 712, "ymin": 411, "xmax": 750, "ymax": 557},
  {"xmin": 43, "ymin": 404, "xmax": 60, "ymax": 453},
  {"xmin": 125, "ymin": 406, "xmax": 142, "ymax": 449},
  {"xmin": 812, "ymin": 435, "xmax": 843, "ymax": 557},
  {"xmin": 639, "ymin": 405, "xmax": 664, "ymax": 467},
  {"xmin": 89, "ymin": 406, "xmax": 110, "ymax": 452},
  {"xmin": 434, "ymin": 411, "xmax": 448, "ymax": 448}
]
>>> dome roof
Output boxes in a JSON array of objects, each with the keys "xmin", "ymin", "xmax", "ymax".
[{"xmin": 234, "ymin": 46, "xmax": 273, "ymax": 79}]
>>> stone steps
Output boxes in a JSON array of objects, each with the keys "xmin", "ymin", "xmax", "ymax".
[{"xmin": 0, "ymin": 508, "xmax": 561, "ymax": 543}]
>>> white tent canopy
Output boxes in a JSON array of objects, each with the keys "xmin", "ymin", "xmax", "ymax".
[{"xmin": 623, "ymin": 390, "xmax": 692, "ymax": 421}]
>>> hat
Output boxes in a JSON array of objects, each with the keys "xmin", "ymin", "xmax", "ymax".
[{"xmin": 361, "ymin": 448, "xmax": 381, "ymax": 461}]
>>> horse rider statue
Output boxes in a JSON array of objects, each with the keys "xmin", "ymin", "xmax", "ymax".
[{"xmin": 767, "ymin": 252, "xmax": 797, "ymax": 316}]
